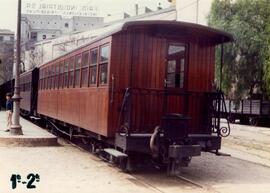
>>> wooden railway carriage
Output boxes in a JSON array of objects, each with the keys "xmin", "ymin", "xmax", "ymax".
[
  {"xmin": 37, "ymin": 20, "xmax": 233, "ymax": 171},
  {"xmin": 0, "ymin": 79, "xmax": 14, "ymax": 108},
  {"xmin": 19, "ymin": 68, "xmax": 39, "ymax": 115}
]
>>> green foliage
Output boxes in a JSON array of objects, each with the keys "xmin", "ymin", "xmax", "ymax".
[{"xmin": 208, "ymin": 0, "xmax": 270, "ymax": 99}]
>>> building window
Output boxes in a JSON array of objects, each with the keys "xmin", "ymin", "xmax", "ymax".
[
  {"xmin": 65, "ymin": 23, "xmax": 69, "ymax": 28},
  {"xmin": 166, "ymin": 44, "xmax": 186, "ymax": 89},
  {"xmin": 99, "ymin": 45, "xmax": 109, "ymax": 85},
  {"xmin": 31, "ymin": 32, "xmax": 37, "ymax": 41},
  {"xmin": 75, "ymin": 55, "xmax": 82, "ymax": 87},
  {"xmin": 42, "ymin": 35, "xmax": 47, "ymax": 40},
  {"xmin": 89, "ymin": 48, "xmax": 98, "ymax": 86},
  {"xmin": 0, "ymin": 36, "xmax": 3, "ymax": 42},
  {"xmin": 81, "ymin": 52, "xmax": 89, "ymax": 87}
]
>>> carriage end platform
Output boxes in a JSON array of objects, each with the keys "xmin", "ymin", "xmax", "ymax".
[{"xmin": 0, "ymin": 111, "xmax": 58, "ymax": 146}]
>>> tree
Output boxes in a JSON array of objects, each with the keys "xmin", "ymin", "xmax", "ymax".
[
  {"xmin": 0, "ymin": 41, "xmax": 14, "ymax": 84},
  {"xmin": 208, "ymin": 0, "xmax": 270, "ymax": 100}
]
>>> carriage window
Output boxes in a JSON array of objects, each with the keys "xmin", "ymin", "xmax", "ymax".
[
  {"xmin": 48, "ymin": 66, "xmax": 51, "ymax": 89},
  {"xmin": 47, "ymin": 67, "xmax": 50, "ymax": 90},
  {"xmin": 44, "ymin": 69, "xmax": 46, "ymax": 90},
  {"xmin": 69, "ymin": 57, "xmax": 75, "ymax": 88},
  {"xmin": 100, "ymin": 46, "xmax": 109, "ymax": 62},
  {"xmin": 99, "ymin": 45, "xmax": 109, "ymax": 85},
  {"xmin": 81, "ymin": 52, "xmax": 89, "ymax": 87},
  {"xmin": 42, "ymin": 69, "xmax": 44, "ymax": 90},
  {"xmin": 168, "ymin": 45, "xmax": 185, "ymax": 56},
  {"xmin": 51, "ymin": 64, "xmax": 56, "ymax": 89},
  {"xmin": 89, "ymin": 48, "xmax": 97, "ymax": 86},
  {"xmin": 39, "ymin": 70, "xmax": 42, "ymax": 90},
  {"xmin": 50, "ymin": 65, "xmax": 53, "ymax": 89},
  {"xmin": 82, "ymin": 52, "xmax": 89, "ymax": 67},
  {"xmin": 166, "ymin": 44, "xmax": 186, "ymax": 89},
  {"xmin": 45, "ymin": 67, "xmax": 49, "ymax": 90},
  {"xmin": 54, "ymin": 63, "xmax": 59, "ymax": 89},
  {"xmin": 64, "ymin": 60, "xmax": 69, "ymax": 88},
  {"xmin": 81, "ymin": 68, "xmax": 88, "ymax": 87},
  {"xmin": 42, "ymin": 69, "xmax": 45, "ymax": 90},
  {"xmin": 59, "ymin": 62, "xmax": 64, "ymax": 88},
  {"xmin": 75, "ymin": 55, "xmax": 81, "ymax": 87},
  {"xmin": 44, "ymin": 68, "xmax": 47, "ymax": 90},
  {"xmin": 46, "ymin": 67, "xmax": 50, "ymax": 90}
]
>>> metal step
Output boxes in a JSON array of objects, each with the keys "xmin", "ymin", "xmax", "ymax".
[
  {"xmin": 104, "ymin": 148, "xmax": 127, "ymax": 158},
  {"xmin": 30, "ymin": 116, "xmax": 41, "ymax": 120}
]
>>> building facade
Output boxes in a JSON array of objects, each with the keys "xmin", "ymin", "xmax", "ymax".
[
  {"xmin": 22, "ymin": 6, "xmax": 177, "ymax": 70},
  {"xmin": 21, "ymin": 14, "xmax": 103, "ymax": 45},
  {"xmin": 22, "ymin": 0, "xmax": 214, "ymax": 70},
  {"xmin": 21, "ymin": 14, "xmax": 104, "ymax": 70}
]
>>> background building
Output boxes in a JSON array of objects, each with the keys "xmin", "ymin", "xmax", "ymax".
[
  {"xmin": 21, "ymin": 1, "xmax": 214, "ymax": 70},
  {"xmin": 21, "ymin": 14, "xmax": 104, "ymax": 70},
  {"xmin": 175, "ymin": 0, "xmax": 212, "ymax": 25},
  {"xmin": 22, "ymin": 6, "xmax": 176, "ymax": 70},
  {"xmin": 0, "ymin": 29, "xmax": 14, "ymax": 84},
  {"xmin": 21, "ymin": 14, "xmax": 103, "ymax": 48}
]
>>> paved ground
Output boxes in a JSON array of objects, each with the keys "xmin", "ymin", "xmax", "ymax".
[
  {"xmin": 0, "ymin": 116, "xmax": 270, "ymax": 193},
  {"xmin": 0, "ymin": 140, "xmax": 206, "ymax": 193},
  {"xmin": 0, "ymin": 111, "xmax": 57, "ymax": 146},
  {"xmin": 221, "ymin": 120, "xmax": 270, "ymax": 167},
  {"xmin": 0, "ymin": 139, "xmax": 270, "ymax": 193}
]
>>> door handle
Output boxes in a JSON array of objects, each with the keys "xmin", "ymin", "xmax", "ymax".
[{"xmin": 164, "ymin": 79, "xmax": 168, "ymax": 87}]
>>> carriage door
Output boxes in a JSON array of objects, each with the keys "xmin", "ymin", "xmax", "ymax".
[{"xmin": 164, "ymin": 43, "xmax": 187, "ymax": 115}]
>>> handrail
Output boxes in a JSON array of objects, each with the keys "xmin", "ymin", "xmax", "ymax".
[{"xmin": 117, "ymin": 88, "xmax": 230, "ymax": 137}]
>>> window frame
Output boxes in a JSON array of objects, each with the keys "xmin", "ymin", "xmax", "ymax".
[
  {"xmin": 74, "ymin": 54, "xmax": 82, "ymax": 88},
  {"xmin": 58, "ymin": 62, "xmax": 64, "ymax": 89},
  {"xmin": 89, "ymin": 48, "xmax": 98, "ymax": 87},
  {"xmin": 54, "ymin": 63, "xmax": 59, "ymax": 89},
  {"xmin": 165, "ymin": 43, "xmax": 188, "ymax": 90},
  {"xmin": 64, "ymin": 59, "xmax": 69, "ymax": 88},
  {"xmin": 69, "ymin": 56, "xmax": 75, "ymax": 88},
  {"xmin": 81, "ymin": 51, "xmax": 90, "ymax": 87},
  {"xmin": 98, "ymin": 44, "xmax": 110, "ymax": 86}
]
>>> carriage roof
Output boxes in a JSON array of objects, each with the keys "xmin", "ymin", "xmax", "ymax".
[{"xmin": 38, "ymin": 20, "xmax": 233, "ymax": 68}]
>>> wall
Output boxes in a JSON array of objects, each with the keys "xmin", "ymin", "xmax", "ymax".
[{"xmin": 176, "ymin": 0, "xmax": 212, "ymax": 25}]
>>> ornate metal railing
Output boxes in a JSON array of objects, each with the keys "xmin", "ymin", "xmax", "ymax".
[
  {"xmin": 209, "ymin": 91, "xmax": 231, "ymax": 137},
  {"xmin": 118, "ymin": 88, "xmax": 230, "ymax": 137}
]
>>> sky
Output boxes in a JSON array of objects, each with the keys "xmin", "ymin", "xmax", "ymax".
[{"xmin": 0, "ymin": 0, "xmax": 172, "ymax": 32}]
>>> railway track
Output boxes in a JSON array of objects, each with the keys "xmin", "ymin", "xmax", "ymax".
[
  {"xmin": 28, "ymin": 117, "xmax": 220, "ymax": 193},
  {"xmin": 59, "ymin": 135, "xmax": 220, "ymax": 193}
]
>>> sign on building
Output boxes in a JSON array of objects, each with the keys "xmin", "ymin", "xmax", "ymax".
[{"xmin": 23, "ymin": 1, "xmax": 99, "ymax": 17}]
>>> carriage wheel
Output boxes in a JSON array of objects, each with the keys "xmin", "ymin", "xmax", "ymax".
[
  {"xmin": 249, "ymin": 117, "xmax": 258, "ymax": 126},
  {"xmin": 228, "ymin": 116, "xmax": 235, "ymax": 123}
]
